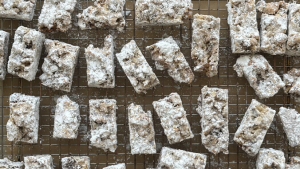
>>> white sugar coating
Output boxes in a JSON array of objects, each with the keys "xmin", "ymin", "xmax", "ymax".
[
  {"xmin": 0, "ymin": 158, "xmax": 23, "ymax": 168},
  {"xmin": 256, "ymin": 1, "xmax": 288, "ymax": 55},
  {"xmin": 192, "ymin": 14, "xmax": 220, "ymax": 77},
  {"xmin": 197, "ymin": 86, "xmax": 229, "ymax": 155},
  {"xmin": 146, "ymin": 36, "xmax": 194, "ymax": 84},
  {"xmin": 135, "ymin": 0, "xmax": 193, "ymax": 26},
  {"xmin": 85, "ymin": 35, "xmax": 115, "ymax": 88},
  {"xmin": 7, "ymin": 93, "xmax": 40, "ymax": 144},
  {"xmin": 152, "ymin": 93, "xmax": 194, "ymax": 144},
  {"xmin": 0, "ymin": 30, "xmax": 9, "ymax": 80},
  {"xmin": 0, "ymin": 0, "xmax": 37, "ymax": 21},
  {"xmin": 233, "ymin": 55, "xmax": 284, "ymax": 99},
  {"xmin": 39, "ymin": 39, "xmax": 79, "ymax": 92},
  {"xmin": 24, "ymin": 155, "xmax": 53, "ymax": 169},
  {"xmin": 128, "ymin": 103, "xmax": 156, "ymax": 154},
  {"xmin": 7, "ymin": 26, "xmax": 45, "ymax": 81},
  {"xmin": 234, "ymin": 99, "xmax": 276, "ymax": 156},
  {"xmin": 77, "ymin": 0, "xmax": 125, "ymax": 32},
  {"xmin": 287, "ymin": 3, "xmax": 300, "ymax": 56},
  {"xmin": 38, "ymin": 0, "xmax": 77, "ymax": 32},
  {"xmin": 53, "ymin": 95, "xmax": 81, "ymax": 139},
  {"xmin": 278, "ymin": 107, "xmax": 300, "ymax": 147},
  {"xmin": 287, "ymin": 156, "xmax": 300, "ymax": 169},
  {"xmin": 61, "ymin": 156, "xmax": 90, "ymax": 169},
  {"xmin": 283, "ymin": 68, "xmax": 300, "ymax": 102},
  {"xmin": 89, "ymin": 99, "xmax": 118, "ymax": 152},
  {"xmin": 116, "ymin": 40, "xmax": 160, "ymax": 94},
  {"xmin": 227, "ymin": 0, "xmax": 260, "ymax": 53},
  {"xmin": 256, "ymin": 148, "xmax": 285, "ymax": 169},
  {"xmin": 103, "ymin": 163, "xmax": 126, "ymax": 169},
  {"xmin": 157, "ymin": 147, "xmax": 207, "ymax": 169}
]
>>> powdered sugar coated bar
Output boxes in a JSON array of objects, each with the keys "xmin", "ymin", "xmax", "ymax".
[
  {"xmin": 234, "ymin": 99, "xmax": 276, "ymax": 156},
  {"xmin": 0, "ymin": 158, "xmax": 23, "ymax": 168},
  {"xmin": 233, "ymin": 55, "xmax": 284, "ymax": 99},
  {"xmin": 0, "ymin": 30, "xmax": 9, "ymax": 80},
  {"xmin": 256, "ymin": 148, "xmax": 285, "ymax": 169},
  {"xmin": 287, "ymin": 3, "xmax": 300, "ymax": 56},
  {"xmin": 0, "ymin": 0, "xmax": 37, "ymax": 21},
  {"xmin": 146, "ymin": 36, "xmax": 194, "ymax": 84},
  {"xmin": 103, "ymin": 163, "xmax": 126, "ymax": 169},
  {"xmin": 7, "ymin": 93, "xmax": 40, "ymax": 144},
  {"xmin": 197, "ymin": 86, "xmax": 229, "ymax": 154},
  {"xmin": 85, "ymin": 35, "xmax": 115, "ymax": 88},
  {"xmin": 61, "ymin": 156, "xmax": 90, "ymax": 169},
  {"xmin": 39, "ymin": 39, "xmax": 79, "ymax": 92},
  {"xmin": 287, "ymin": 156, "xmax": 300, "ymax": 169},
  {"xmin": 227, "ymin": 0, "xmax": 260, "ymax": 53},
  {"xmin": 7, "ymin": 26, "xmax": 45, "ymax": 81},
  {"xmin": 116, "ymin": 40, "xmax": 160, "ymax": 94},
  {"xmin": 38, "ymin": 0, "xmax": 77, "ymax": 32},
  {"xmin": 135, "ymin": 0, "xmax": 193, "ymax": 26},
  {"xmin": 157, "ymin": 147, "xmax": 207, "ymax": 169},
  {"xmin": 89, "ymin": 99, "xmax": 118, "ymax": 152},
  {"xmin": 192, "ymin": 14, "xmax": 220, "ymax": 77},
  {"xmin": 152, "ymin": 93, "xmax": 194, "ymax": 144},
  {"xmin": 128, "ymin": 103, "xmax": 156, "ymax": 154},
  {"xmin": 284, "ymin": 68, "xmax": 300, "ymax": 102},
  {"xmin": 24, "ymin": 155, "xmax": 53, "ymax": 169}
]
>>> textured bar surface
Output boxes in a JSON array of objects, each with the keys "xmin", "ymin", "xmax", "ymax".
[
  {"xmin": 287, "ymin": 3, "xmax": 300, "ymax": 56},
  {"xmin": 287, "ymin": 156, "xmax": 300, "ymax": 169},
  {"xmin": 61, "ymin": 156, "xmax": 90, "ymax": 169},
  {"xmin": 283, "ymin": 68, "xmax": 300, "ymax": 101},
  {"xmin": 0, "ymin": 30, "xmax": 9, "ymax": 80},
  {"xmin": 103, "ymin": 163, "xmax": 126, "ymax": 169},
  {"xmin": 24, "ymin": 155, "xmax": 53, "ymax": 169},
  {"xmin": 0, "ymin": 158, "xmax": 23, "ymax": 168},
  {"xmin": 256, "ymin": 148, "xmax": 285, "ymax": 169},
  {"xmin": 0, "ymin": 0, "xmax": 37, "ymax": 21}
]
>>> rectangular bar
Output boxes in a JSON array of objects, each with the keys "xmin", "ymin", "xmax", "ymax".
[
  {"xmin": 233, "ymin": 55, "xmax": 284, "ymax": 99},
  {"xmin": 157, "ymin": 147, "xmax": 207, "ymax": 169},
  {"xmin": 234, "ymin": 99, "xmax": 276, "ymax": 156},
  {"xmin": 0, "ymin": 158, "xmax": 23, "ymax": 168},
  {"xmin": 38, "ymin": 0, "xmax": 77, "ymax": 32},
  {"xmin": 256, "ymin": 148, "xmax": 285, "ymax": 169},
  {"xmin": 7, "ymin": 26, "xmax": 45, "ymax": 81},
  {"xmin": 152, "ymin": 93, "xmax": 194, "ymax": 144},
  {"xmin": 287, "ymin": 3, "xmax": 300, "ymax": 56},
  {"xmin": 192, "ymin": 14, "xmax": 220, "ymax": 77},
  {"xmin": 135, "ymin": 0, "xmax": 193, "ymax": 26},
  {"xmin": 24, "ymin": 155, "xmax": 53, "ymax": 169},
  {"xmin": 61, "ymin": 156, "xmax": 90, "ymax": 169},
  {"xmin": 146, "ymin": 36, "xmax": 194, "ymax": 84},
  {"xmin": 0, "ymin": 30, "xmax": 9, "ymax": 80},
  {"xmin": 6, "ymin": 93, "xmax": 40, "ymax": 144},
  {"xmin": 128, "ymin": 103, "xmax": 156, "ymax": 154},
  {"xmin": 53, "ymin": 95, "xmax": 81, "ymax": 139},
  {"xmin": 197, "ymin": 86, "xmax": 229, "ymax": 154},
  {"xmin": 85, "ymin": 35, "xmax": 115, "ymax": 88},
  {"xmin": 103, "ymin": 163, "xmax": 126, "ymax": 169},
  {"xmin": 0, "ymin": 0, "xmax": 37, "ymax": 21},
  {"xmin": 227, "ymin": 0, "xmax": 260, "ymax": 53},
  {"xmin": 89, "ymin": 99, "xmax": 118, "ymax": 152},
  {"xmin": 116, "ymin": 40, "xmax": 160, "ymax": 94},
  {"xmin": 256, "ymin": 1, "xmax": 288, "ymax": 55},
  {"xmin": 283, "ymin": 68, "xmax": 300, "ymax": 102},
  {"xmin": 278, "ymin": 107, "xmax": 300, "ymax": 147},
  {"xmin": 39, "ymin": 39, "xmax": 80, "ymax": 92}
]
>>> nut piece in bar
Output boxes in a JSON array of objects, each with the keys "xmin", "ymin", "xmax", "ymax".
[
  {"xmin": 53, "ymin": 95, "xmax": 81, "ymax": 139},
  {"xmin": 287, "ymin": 3, "xmax": 300, "ymax": 56},
  {"xmin": 192, "ymin": 14, "xmax": 220, "ymax": 77},
  {"xmin": 135, "ymin": 0, "xmax": 193, "ymax": 26},
  {"xmin": 157, "ymin": 147, "xmax": 207, "ymax": 169},
  {"xmin": 39, "ymin": 39, "xmax": 80, "ymax": 92},
  {"xmin": 24, "ymin": 155, "xmax": 53, "ymax": 169},
  {"xmin": 283, "ymin": 68, "xmax": 300, "ymax": 102},
  {"xmin": 77, "ymin": 0, "xmax": 126, "ymax": 32},
  {"xmin": 0, "ymin": 158, "xmax": 23, "ymax": 168},
  {"xmin": 7, "ymin": 26, "xmax": 45, "ymax": 81},
  {"xmin": 152, "ymin": 93, "xmax": 194, "ymax": 144},
  {"xmin": 233, "ymin": 99, "xmax": 276, "ymax": 156},
  {"xmin": 61, "ymin": 156, "xmax": 90, "ymax": 169},
  {"xmin": 197, "ymin": 86, "xmax": 229, "ymax": 154},
  {"xmin": 227, "ymin": 0, "xmax": 260, "ymax": 53},
  {"xmin": 128, "ymin": 103, "xmax": 156, "ymax": 154},
  {"xmin": 116, "ymin": 40, "xmax": 160, "ymax": 94},
  {"xmin": 233, "ymin": 55, "xmax": 284, "ymax": 99},
  {"xmin": 287, "ymin": 156, "xmax": 300, "ymax": 169},
  {"xmin": 7, "ymin": 93, "xmax": 40, "ymax": 144},
  {"xmin": 278, "ymin": 107, "xmax": 300, "ymax": 147},
  {"xmin": 146, "ymin": 36, "xmax": 194, "ymax": 84},
  {"xmin": 85, "ymin": 35, "xmax": 115, "ymax": 88},
  {"xmin": 0, "ymin": 0, "xmax": 37, "ymax": 21},
  {"xmin": 38, "ymin": 0, "xmax": 77, "ymax": 32},
  {"xmin": 89, "ymin": 99, "xmax": 118, "ymax": 152},
  {"xmin": 0, "ymin": 30, "xmax": 9, "ymax": 80},
  {"xmin": 256, "ymin": 148, "xmax": 285, "ymax": 169},
  {"xmin": 256, "ymin": 1, "xmax": 288, "ymax": 55},
  {"xmin": 103, "ymin": 163, "xmax": 126, "ymax": 169}
]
